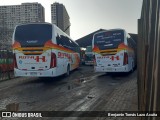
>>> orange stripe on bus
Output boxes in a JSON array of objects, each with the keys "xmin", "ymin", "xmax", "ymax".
[
  {"xmin": 12, "ymin": 41, "xmax": 21, "ymax": 49},
  {"xmin": 13, "ymin": 40, "xmax": 76, "ymax": 53},
  {"xmin": 92, "ymin": 43, "xmax": 134, "ymax": 54}
]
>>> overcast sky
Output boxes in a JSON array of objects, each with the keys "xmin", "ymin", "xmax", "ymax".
[{"xmin": 1, "ymin": 0, "xmax": 143, "ymax": 40}]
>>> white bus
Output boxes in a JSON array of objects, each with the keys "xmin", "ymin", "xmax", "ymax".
[
  {"xmin": 12, "ymin": 23, "xmax": 80, "ymax": 77},
  {"xmin": 92, "ymin": 29, "xmax": 136, "ymax": 73},
  {"xmin": 84, "ymin": 52, "xmax": 94, "ymax": 65},
  {"xmin": 84, "ymin": 46, "xmax": 94, "ymax": 65}
]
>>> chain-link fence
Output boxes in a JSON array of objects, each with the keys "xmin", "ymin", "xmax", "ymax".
[
  {"xmin": 0, "ymin": 49, "xmax": 14, "ymax": 81},
  {"xmin": 138, "ymin": 0, "xmax": 160, "ymax": 119}
]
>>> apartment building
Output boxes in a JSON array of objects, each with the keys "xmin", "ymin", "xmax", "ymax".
[
  {"xmin": 0, "ymin": 2, "xmax": 45, "ymax": 48},
  {"xmin": 51, "ymin": 2, "xmax": 70, "ymax": 35},
  {"xmin": 0, "ymin": 2, "xmax": 45, "ymax": 29}
]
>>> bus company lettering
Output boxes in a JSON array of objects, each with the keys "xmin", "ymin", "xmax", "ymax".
[
  {"xmin": 19, "ymin": 56, "xmax": 46, "ymax": 62},
  {"xmin": 19, "ymin": 56, "xmax": 35, "ymax": 59},
  {"xmin": 97, "ymin": 56, "xmax": 120, "ymax": 60},
  {"xmin": 97, "ymin": 56, "xmax": 110, "ymax": 59},
  {"xmin": 58, "ymin": 52, "xmax": 71, "ymax": 59},
  {"xmin": 34, "ymin": 56, "xmax": 46, "ymax": 62}
]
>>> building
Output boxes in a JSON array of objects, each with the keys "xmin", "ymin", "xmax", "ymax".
[
  {"xmin": 0, "ymin": 2, "xmax": 45, "ymax": 49},
  {"xmin": 0, "ymin": 2, "xmax": 45, "ymax": 30},
  {"xmin": 51, "ymin": 2, "xmax": 70, "ymax": 35},
  {"xmin": 76, "ymin": 29, "xmax": 106, "ymax": 48},
  {"xmin": 20, "ymin": 3, "xmax": 45, "ymax": 24}
]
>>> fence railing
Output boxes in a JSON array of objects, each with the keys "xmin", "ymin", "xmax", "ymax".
[
  {"xmin": 137, "ymin": 0, "xmax": 160, "ymax": 119},
  {"xmin": 0, "ymin": 49, "xmax": 14, "ymax": 81}
]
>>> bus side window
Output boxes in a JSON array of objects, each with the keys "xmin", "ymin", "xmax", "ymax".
[
  {"xmin": 56, "ymin": 34, "xmax": 67, "ymax": 48},
  {"xmin": 70, "ymin": 39, "xmax": 80, "ymax": 53},
  {"xmin": 56, "ymin": 32, "xmax": 80, "ymax": 53},
  {"xmin": 130, "ymin": 38, "xmax": 136, "ymax": 50},
  {"xmin": 56, "ymin": 34, "xmax": 62, "ymax": 45},
  {"xmin": 127, "ymin": 37, "xmax": 131, "ymax": 48},
  {"xmin": 59, "ymin": 35, "xmax": 71, "ymax": 50},
  {"xmin": 71, "ymin": 41, "xmax": 80, "ymax": 53}
]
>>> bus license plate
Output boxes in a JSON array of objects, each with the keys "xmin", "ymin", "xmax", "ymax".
[{"xmin": 30, "ymin": 72, "xmax": 37, "ymax": 76}]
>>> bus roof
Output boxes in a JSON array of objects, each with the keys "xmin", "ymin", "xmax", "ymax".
[
  {"xmin": 15, "ymin": 22, "xmax": 52, "ymax": 26},
  {"xmin": 93, "ymin": 28, "xmax": 126, "ymax": 37}
]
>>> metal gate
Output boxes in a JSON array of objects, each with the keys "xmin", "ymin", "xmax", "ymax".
[{"xmin": 137, "ymin": 0, "xmax": 160, "ymax": 119}]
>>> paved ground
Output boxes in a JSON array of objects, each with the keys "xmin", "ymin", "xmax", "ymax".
[
  {"xmin": 74, "ymin": 72, "xmax": 138, "ymax": 120},
  {"xmin": 93, "ymin": 75, "xmax": 138, "ymax": 120},
  {"xmin": 0, "ymin": 66, "xmax": 138, "ymax": 120}
]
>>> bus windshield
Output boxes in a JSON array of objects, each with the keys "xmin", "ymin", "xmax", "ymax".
[
  {"xmin": 14, "ymin": 24, "xmax": 52, "ymax": 47},
  {"xmin": 94, "ymin": 30, "xmax": 124, "ymax": 50}
]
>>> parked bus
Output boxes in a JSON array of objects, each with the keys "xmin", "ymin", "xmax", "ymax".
[
  {"xmin": 84, "ymin": 52, "xmax": 94, "ymax": 65},
  {"xmin": 84, "ymin": 46, "xmax": 94, "ymax": 65},
  {"xmin": 80, "ymin": 48, "xmax": 85, "ymax": 65},
  {"xmin": 92, "ymin": 29, "xmax": 136, "ymax": 73},
  {"xmin": 12, "ymin": 23, "xmax": 80, "ymax": 77}
]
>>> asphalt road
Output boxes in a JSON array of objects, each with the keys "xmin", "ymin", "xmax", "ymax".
[{"xmin": 0, "ymin": 65, "xmax": 137, "ymax": 120}]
